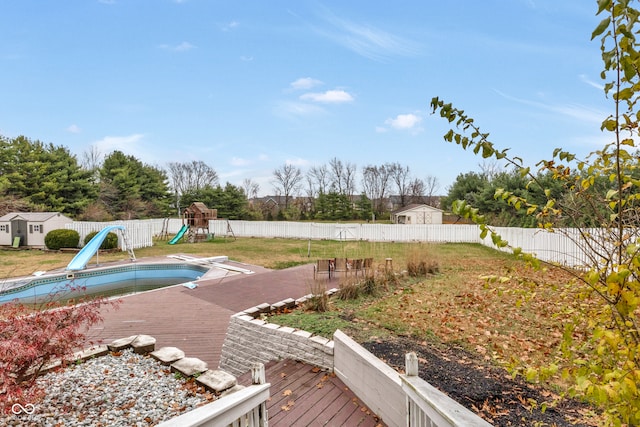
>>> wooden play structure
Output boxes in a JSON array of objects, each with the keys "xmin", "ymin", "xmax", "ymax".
[{"xmin": 183, "ymin": 202, "xmax": 217, "ymax": 243}]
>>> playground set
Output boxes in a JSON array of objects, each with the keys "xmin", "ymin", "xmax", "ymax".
[{"xmin": 169, "ymin": 202, "xmax": 234, "ymax": 244}]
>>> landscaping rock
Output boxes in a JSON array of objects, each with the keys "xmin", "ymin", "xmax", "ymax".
[
  {"xmin": 196, "ymin": 370, "xmax": 237, "ymax": 393},
  {"xmin": 150, "ymin": 347, "xmax": 185, "ymax": 365},
  {"xmin": 171, "ymin": 357, "xmax": 208, "ymax": 377}
]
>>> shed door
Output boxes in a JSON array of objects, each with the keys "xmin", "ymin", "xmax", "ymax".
[{"xmin": 12, "ymin": 220, "xmax": 27, "ymax": 246}]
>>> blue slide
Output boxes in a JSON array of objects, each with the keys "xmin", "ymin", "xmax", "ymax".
[
  {"xmin": 168, "ymin": 224, "xmax": 189, "ymax": 245},
  {"xmin": 66, "ymin": 225, "xmax": 125, "ymax": 271}
]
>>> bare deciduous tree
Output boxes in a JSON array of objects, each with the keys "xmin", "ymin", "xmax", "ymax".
[
  {"xmin": 242, "ymin": 178, "xmax": 260, "ymax": 199},
  {"xmin": 307, "ymin": 164, "xmax": 330, "ymax": 196},
  {"xmin": 343, "ymin": 161, "xmax": 358, "ymax": 197},
  {"xmin": 328, "ymin": 158, "xmax": 357, "ymax": 196},
  {"xmin": 81, "ymin": 145, "xmax": 103, "ymax": 181},
  {"xmin": 389, "ymin": 162, "xmax": 411, "ymax": 207},
  {"xmin": 167, "ymin": 160, "xmax": 219, "ymax": 214},
  {"xmin": 271, "ymin": 163, "xmax": 303, "ymax": 209},
  {"xmin": 408, "ymin": 177, "xmax": 426, "ymax": 205},
  {"xmin": 361, "ymin": 164, "xmax": 392, "ymax": 214},
  {"xmin": 167, "ymin": 161, "xmax": 219, "ymax": 194},
  {"xmin": 424, "ymin": 175, "xmax": 440, "ymax": 207}
]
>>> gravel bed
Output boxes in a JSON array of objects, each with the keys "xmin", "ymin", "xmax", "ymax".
[{"xmin": 2, "ymin": 349, "xmax": 209, "ymax": 427}]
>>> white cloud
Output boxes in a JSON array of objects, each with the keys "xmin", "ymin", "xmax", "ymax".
[
  {"xmin": 67, "ymin": 124, "xmax": 81, "ymax": 134},
  {"xmin": 158, "ymin": 42, "xmax": 195, "ymax": 52},
  {"xmin": 300, "ymin": 89, "xmax": 354, "ymax": 103},
  {"xmin": 273, "ymin": 101, "xmax": 326, "ymax": 118},
  {"xmin": 92, "ymin": 134, "xmax": 145, "ymax": 155},
  {"xmin": 230, "ymin": 157, "xmax": 250, "ymax": 166},
  {"xmin": 579, "ymin": 74, "xmax": 604, "ymax": 91},
  {"xmin": 385, "ymin": 113, "xmax": 422, "ymax": 130},
  {"xmin": 221, "ymin": 21, "xmax": 239, "ymax": 31},
  {"xmin": 290, "ymin": 77, "xmax": 323, "ymax": 90},
  {"xmin": 495, "ymin": 89, "xmax": 605, "ymax": 124},
  {"xmin": 230, "ymin": 154, "xmax": 270, "ymax": 167},
  {"xmin": 375, "ymin": 126, "xmax": 387, "ymax": 133},
  {"xmin": 315, "ymin": 10, "xmax": 420, "ymax": 61},
  {"xmin": 286, "ymin": 157, "xmax": 310, "ymax": 167}
]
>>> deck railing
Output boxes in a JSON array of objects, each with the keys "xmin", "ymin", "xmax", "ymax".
[
  {"xmin": 333, "ymin": 330, "xmax": 492, "ymax": 427},
  {"xmin": 402, "ymin": 353, "xmax": 493, "ymax": 427},
  {"xmin": 156, "ymin": 363, "xmax": 270, "ymax": 427}
]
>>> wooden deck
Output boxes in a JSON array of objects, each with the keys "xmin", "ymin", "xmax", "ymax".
[
  {"xmin": 238, "ymin": 359, "xmax": 385, "ymax": 427},
  {"xmin": 85, "ymin": 259, "xmax": 385, "ymax": 426}
]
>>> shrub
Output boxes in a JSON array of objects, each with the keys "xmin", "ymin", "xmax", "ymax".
[
  {"xmin": 406, "ymin": 246, "xmax": 440, "ymax": 277},
  {"xmin": 0, "ymin": 286, "xmax": 118, "ymax": 414},
  {"xmin": 83, "ymin": 231, "xmax": 119, "ymax": 250},
  {"xmin": 361, "ymin": 274, "xmax": 381, "ymax": 297},
  {"xmin": 44, "ymin": 229, "xmax": 80, "ymax": 250},
  {"xmin": 337, "ymin": 277, "xmax": 360, "ymax": 300},
  {"xmin": 305, "ymin": 279, "xmax": 329, "ymax": 312}
]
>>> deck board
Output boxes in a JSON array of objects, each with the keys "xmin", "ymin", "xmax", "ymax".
[
  {"xmin": 238, "ymin": 359, "xmax": 385, "ymax": 427},
  {"xmin": 86, "ymin": 260, "xmax": 385, "ymax": 426}
]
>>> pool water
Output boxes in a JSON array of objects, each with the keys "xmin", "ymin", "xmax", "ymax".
[{"xmin": 0, "ymin": 263, "xmax": 209, "ymax": 305}]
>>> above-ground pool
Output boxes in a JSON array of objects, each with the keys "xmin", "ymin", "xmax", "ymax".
[{"xmin": 0, "ymin": 263, "xmax": 210, "ymax": 305}]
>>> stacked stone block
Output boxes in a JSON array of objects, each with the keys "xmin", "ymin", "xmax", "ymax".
[{"xmin": 219, "ymin": 290, "xmax": 338, "ymax": 376}]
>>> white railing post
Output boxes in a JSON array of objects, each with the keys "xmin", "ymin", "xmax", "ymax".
[{"xmin": 252, "ymin": 363, "xmax": 266, "ymax": 385}]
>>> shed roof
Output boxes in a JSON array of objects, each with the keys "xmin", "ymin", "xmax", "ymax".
[
  {"xmin": 391, "ymin": 203, "xmax": 443, "ymax": 215},
  {"xmin": 0, "ymin": 212, "xmax": 70, "ymax": 222}
]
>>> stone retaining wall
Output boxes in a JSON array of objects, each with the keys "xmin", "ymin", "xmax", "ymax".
[{"xmin": 219, "ymin": 291, "xmax": 338, "ymax": 376}]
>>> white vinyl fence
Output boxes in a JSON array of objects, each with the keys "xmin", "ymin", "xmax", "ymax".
[
  {"xmin": 67, "ymin": 220, "xmax": 159, "ymax": 250},
  {"xmin": 66, "ymin": 218, "xmax": 596, "ymax": 267},
  {"xmin": 210, "ymin": 220, "xmax": 594, "ymax": 267}
]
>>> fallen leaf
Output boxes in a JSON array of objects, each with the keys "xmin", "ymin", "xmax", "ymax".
[{"xmin": 282, "ymin": 389, "xmax": 292, "ymax": 396}]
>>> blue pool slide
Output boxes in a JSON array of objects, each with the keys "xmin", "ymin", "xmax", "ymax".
[
  {"xmin": 168, "ymin": 224, "xmax": 189, "ymax": 245},
  {"xmin": 66, "ymin": 225, "xmax": 125, "ymax": 271}
]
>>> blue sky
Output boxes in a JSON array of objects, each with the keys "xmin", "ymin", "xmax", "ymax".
[{"xmin": 0, "ymin": 1, "xmax": 608, "ymax": 196}]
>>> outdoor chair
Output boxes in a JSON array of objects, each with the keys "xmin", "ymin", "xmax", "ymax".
[
  {"xmin": 352, "ymin": 258, "xmax": 363, "ymax": 277},
  {"xmin": 363, "ymin": 258, "xmax": 373, "ymax": 276},
  {"xmin": 314, "ymin": 259, "xmax": 333, "ymax": 280},
  {"xmin": 334, "ymin": 258, "xmax": 348, "ymax": 277}
]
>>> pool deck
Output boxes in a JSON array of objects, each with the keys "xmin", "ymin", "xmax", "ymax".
[{"xmin": 80, "ymin": 256, "xmax": 385, "ymax": 426}]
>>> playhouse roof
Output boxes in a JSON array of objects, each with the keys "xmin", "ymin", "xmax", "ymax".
[{"xmin": 189, "ymin": 202, "xmax": 209, "ymax": 212}]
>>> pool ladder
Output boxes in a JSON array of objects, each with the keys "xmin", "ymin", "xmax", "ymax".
[{"xmin": 120, "ymin": 232, "xmax": 137, "ymax": 262}]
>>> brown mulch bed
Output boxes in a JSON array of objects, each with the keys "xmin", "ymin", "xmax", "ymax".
[{"xmin": 361, "ymin": 336, "xmax": 596, "ymax": 427}]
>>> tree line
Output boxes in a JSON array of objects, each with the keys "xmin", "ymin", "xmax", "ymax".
[
  {"xmin": 0, "ymin": 136, "xmax": 444, "ymax": 222},
  {"xmin": 3, "ymin": 133, "xmax": 622, "ymax": 227}
]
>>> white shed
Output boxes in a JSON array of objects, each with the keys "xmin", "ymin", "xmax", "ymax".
[
  {"xmin": 392, "ymin": 204, "xmax": 443, "ymax": 225},
  {"xmin": 0, "ymin": 212, "xmax": 73, "ymax": 248}
]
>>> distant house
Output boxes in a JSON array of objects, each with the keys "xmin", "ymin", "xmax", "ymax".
[
  {"xmin": 391, "ymin": 204, "xmax": 443, "ymax": 225},
  {"xmin": 0, "ymin": 212, "xmax": 73, "ymax": 248}
]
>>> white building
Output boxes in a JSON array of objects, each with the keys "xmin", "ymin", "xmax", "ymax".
[
  {"xmin": 391, "ymin": 204, "xmax": 443, "ymax": 225},
  {"xmin": 0, "ymin": 212, "xmax": 73, "ymax": 248}
]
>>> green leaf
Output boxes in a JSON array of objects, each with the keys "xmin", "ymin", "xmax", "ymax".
[
  {"xmin": 591, "ymin": 17, "xmax": 611, "ymax": 40},
  {"xmin": 597, "ymin": 0, "xmax": 611, "ymax": 15}
]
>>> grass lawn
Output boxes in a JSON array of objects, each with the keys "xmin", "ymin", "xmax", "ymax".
[
  {"xmin": 266, "ymin": 240, "xmax": 596, "ymax": 395},
  {"xmin": 0, "ymin": 236, "xmax": 427, "ymax": 278}
]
